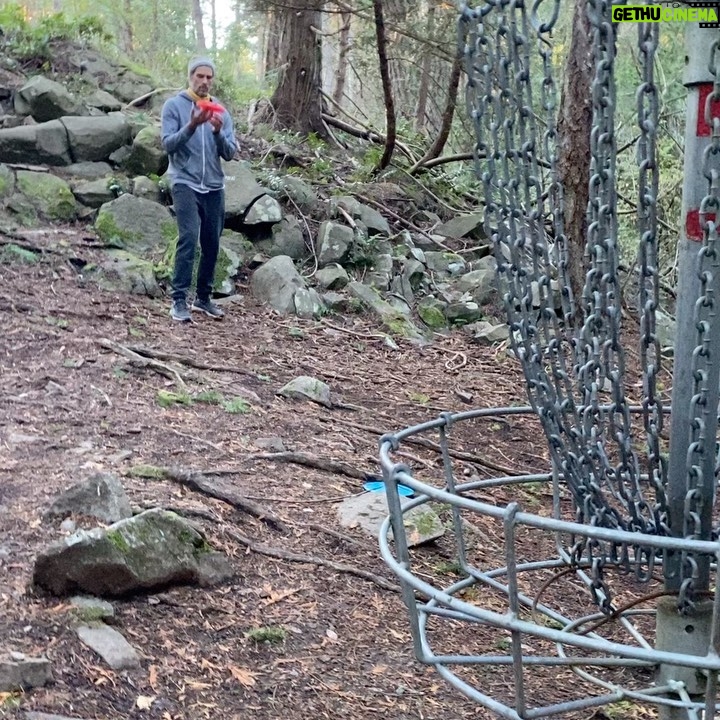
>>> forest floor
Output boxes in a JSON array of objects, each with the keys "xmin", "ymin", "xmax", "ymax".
[{"xmin": 0, "ymin": 226, "xmax": 665, "ymax": 720}]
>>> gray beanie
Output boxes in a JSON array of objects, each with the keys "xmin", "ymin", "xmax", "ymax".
[{"xmin": 188, "ymin": 56, "xmax": 216, "ymax": 77}]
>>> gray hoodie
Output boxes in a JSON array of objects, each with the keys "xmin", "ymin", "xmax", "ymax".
[{"xmin": 161, "ymin": 91, "xmax": 237, "ymax": 192}]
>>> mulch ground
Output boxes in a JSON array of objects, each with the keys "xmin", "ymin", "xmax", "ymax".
[{"xmin": 0, "ymin": 226, "xmax": 664, "ymax": 719}]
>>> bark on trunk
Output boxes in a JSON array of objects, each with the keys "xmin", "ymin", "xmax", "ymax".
[
  {"xmin": 556, "ymin": 0, "xmax": 593, "ymax": 314},
  {"xmin": 372, "ymin": 0, "xmax": 397, "ymax": 171},
  {"xmin": 268, "ymin": 0, "xmax": 326, "ymax": 137}
]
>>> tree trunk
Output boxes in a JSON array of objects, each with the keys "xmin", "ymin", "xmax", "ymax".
[
  {"xmin": 191, "ymin": 0, "xmax": 207, "ymax": 53},
  {"xmin": 372, "ymin": 0, "xmax": 396, "ymax": 171},
  {"xmin": 268, "ymin": 0, "xmax": 326, "ymax": 136},
  {"xmin": 332, "ymin": 12, "xmax": 352, "ymax": 108},
  {"xmin": 556, "ymin": 0, "xmax": 593, "ymax": 313},
  {"xmin": 121, "ymin": 0, "xmax": 134, "ymax": 54},
  {"xmin": 414, "ymin": 1, "xmax": 435, "ymax": 132},
  {"xmin": 410, "ymin": 43, "xmax": 463, "ymax": 172}
]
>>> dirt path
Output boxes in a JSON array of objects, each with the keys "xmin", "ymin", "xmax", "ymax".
[{"xmin": 0, "ymin": 227, "xmax": 658, "ymax": 720}]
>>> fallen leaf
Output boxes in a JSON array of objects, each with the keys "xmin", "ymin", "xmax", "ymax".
[
  {"xmin": 371, "ymin": 664, "xmax": 388, "ymax": 674},
  {"xmin": 148, "ymin": 664, "xmax": 159, "ymax": 692},
  {"xmin": 229, "ymin": 665, "xmax": 257, "ymax": 688},
  {"xmin": 136, "ymin": 695, "xmax": 155, "ymax": 710}
]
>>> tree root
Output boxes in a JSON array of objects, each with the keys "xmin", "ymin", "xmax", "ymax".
[
  {"xmin": 247, "ymin": 451, "xmax": 370, "ymax": 481},
  {"xmin": 157, "ymin": 467, "xmax": 289, "ymax": 533},
  {"xmin": 98, "ymin": 338, "xmax": 188, "ymax": 387},
  {"xmin": 226, "ymin": 529, "xmax": 400, "ymax": 593}
]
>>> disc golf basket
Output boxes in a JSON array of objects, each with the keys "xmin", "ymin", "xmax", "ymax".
[{"xmin": 378, "ymin": 2, "xmax": 720, "ymax": 719}]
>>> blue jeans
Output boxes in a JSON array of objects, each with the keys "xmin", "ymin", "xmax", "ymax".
[{"xmin": 170, "ymin": 184, "xmax": 225, "ymax": 303}]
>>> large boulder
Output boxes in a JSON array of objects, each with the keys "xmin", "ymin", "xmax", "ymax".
[
  {"xmin": 123, "ymin": 124, "xmax": 167, "ymax": 176},
  {"xmin": 16, "ymin": 170, "xmax": 76, "ymax": 222},
  {"xmin": 61, "ymin": 113, "xmax": 131, "ymax": 162},
  {"xmin": 0, "ymin": 121, "xmax": 72, "ymax": 166},
  {"xmin": 250, "ymin": 255, "xmax": 307, "ymax": 315},
  {"xmin": 95, "ymin": 193, "xmax": 175, "ymax": 254},
  {"xmin": 85, "ymin": 249, "xmax": 162, "ymax": 297},
  {"xmin": 33, "ymin": 508, "xmax": 232, "ymax": 597},
  {"xmin": 14, "ymin": 76, "xmax": 86, "ymax": 121},
  {"xmin": 45, "ymin": 474, "xmax": 133, "ymax": 524}
]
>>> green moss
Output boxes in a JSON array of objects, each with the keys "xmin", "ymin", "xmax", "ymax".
[
  {"xmin": 246, "ymin": 626, "xmax": 286, "ymax": 644},
  {"xmin": 16, "ymin": 171, "xmax": 76, "ymax": 221},
  {"xmin": 156, "ymin": 389, "xmax": 193, "ymax": 407},
  {"xmin": 194, "ymin": 390, "xmax": 223, "ymax": 404},
  {"xmin": 384, "ymin": 316, "xmax": 416, "ymax": 338},
  {"xmin": 127, "ymin": 464, "xmax": 167, "ymax": 479},
  {"xmin": 95, "ymin": 210, "xmax": 139, "ymax": 247},
  {"xmin": 221, "ymin": 397, "xmax": 252, "ymax": 414},
  {"xmin": 107, "ymin": 529, "xmax": 130, "ymax": 553},
  {"xmin": 0, "ymin": 243, "xmax": 38, "ymax": 264}
]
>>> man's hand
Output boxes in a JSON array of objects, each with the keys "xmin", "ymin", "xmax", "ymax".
[
  {"xmin": 189, "ymin": 106, "xmax": 213, "ymax": 130},
  {"xmin": 209, "ymin": 114, "xmax": 223, "ymax": 134}
]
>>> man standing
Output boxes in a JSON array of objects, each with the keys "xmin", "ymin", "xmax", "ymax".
[{"xmin": 161, "ymin": 57, "xmax": 237, "ymax": 322}]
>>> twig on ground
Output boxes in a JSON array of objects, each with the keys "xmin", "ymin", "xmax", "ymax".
[
  {"xmin": 226, "ymin": 529, "xmax": 400, "ymax": 593},
  {"xmin": 157, "ymin": 467, "xmax": 289, "ymax": 533},
  {"xmin": 124, "ymin": 344, "xmax": 257, "ymax": 376},
  {"xmin": 323, "ymin": 415, "xmax": 522, "ymax": 476},
  {"xmin": 247, "ymin": 451, "xmax": 369, "ymax": 480},
  {"xmin": 98, "ymin": 338, "xmax": 188, "ymax": 387},
  {"xmin": 167, "ymin": 427, "xmax": 225, "ymax": 453}
]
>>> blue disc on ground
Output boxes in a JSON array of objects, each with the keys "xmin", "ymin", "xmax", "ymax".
[{"xmin": 363, "ymin": 480, "xmax": 414, "ymax": 496}]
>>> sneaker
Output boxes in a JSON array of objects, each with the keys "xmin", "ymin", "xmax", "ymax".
[
  {"xmin": 169, "ymin": 299, "xmax": 191, "ymax": 322},
  {"xmin": 192, "ymin": 298, "xmax": 225, "ymax": 319}
]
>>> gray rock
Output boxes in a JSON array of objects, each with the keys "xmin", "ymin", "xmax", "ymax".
[
  {"xmin": 316, "ymin": 221, "xmax": 353, "ymax": 266},
  {"xmin": 347, "ymin": 281, "xmax": 426, "ymax": 343},
  {"xmin": 76, "ymin": 624, "xmax": 140, "ymax": 670},
  {"xmin": 278, "ymin": 376, "xmax": 332, "ymax": 407},
  {"xmin": 424, "ymin": 251, "xmax": 466, "ymax": 275},
  {"xmin": 293, "ymin": 287, "xmax": 325, "ymax": 319},
  {"xmin": 0, "ymin": 121, "xmax": 72, "ymax": 166},
  {"xmin": 70, "ymin": 595, "xmax": 115, "ymax": 621},
  {"xmin": 315, "ymin": 264, "xmax": 349, "ymax": 290},
  {"xmin": 261, "ymin": 216, "xmax": 307, "ymax": 260},
  {"xmin": 445, "ymin": 300, "xmax": 483, "ymax": 326},
  {"xmin": 15, "ymin": 76, "xmax": 86, "ymax": 122},
  {"xmin": 223, "ymin": 161, "xmax": 266, "ymax": 222},
  {"xmin": 123, "ymin": 125, "xmax": 167, "ymax": 176},
  {"xmin": 15, "ymin": 170, "xmax": 76, "ymax": 222},
  {"xmin": 455, "ymin": 267, "xmax": 496, "ymax": 304},
  {"xmin": 84, "ymin": 89, "xmax": 123, "ymax": 112},
  {"xmin": 46, "ymin": 474, "xmax": 132, "ymax": 524},
  {"xmin": 56, "ymin": 161, "xmax": 114, "ymax": 180},
  {"xmin": 254, "ymin": 437, "xmax": 286, "ymax": 452},
  {"xmin": 245, "ymin": 194, "xmax": 282, "ymax": 224},
  {"xmin": 60, "ymin": 114, "xmax": 131, "ymax": 163},
  {"xmin": 95, "ymin": 193, "xmax": 175, "ymax": 255},
  {"xmin": 71, "ymin": 178, "xmax": 116, "ymax": 208},
  {"xmin": 434, "ymin": 213, "xmax": 486, "ymax": 240},
  {"xmin": 0, "ymin": 653, "xmax": 52, "ymax": 691},
  {"xmin": 197, "ymin": 551, "xmax": 235, "ymax": 587},
  {"xmin": 85, "ymin": 249, "xmax": 162, "ymax": 297},
  {"xmin": 33, "ymin": 509, "xmax": 223, "ymax": 597},
  {"xmin": 337, "ymin": 493, "xmax": 444, "ymax": 547},
  {"xmin": 463, "ymin": 320, "xmax": 510, "ymax": 344},
  {"xmin": 250, "ymin": 255, "xmax": 306, "ymax": 315}
]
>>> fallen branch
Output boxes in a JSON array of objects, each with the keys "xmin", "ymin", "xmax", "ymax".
[
  {"xmin": 125, "ymin": 344, "xmax": 257, "ymax": 376},
  {"xmin": 247, "ymin": 451, "xmax": 370, "ymax": 481},
  {"xmin": 323, "ymin": 416, "xmax": 522, "ymax": 477},
  {"xmin": 156, "ymin": 467, "xmax": 289, "ymax": 533},
  {"xmin": 98, "ymin": 338, "xmax": 187, "ymax": 387},
  {"xmin": 227, "ymin": 529, "xmax": 400, "ymax": 593}
]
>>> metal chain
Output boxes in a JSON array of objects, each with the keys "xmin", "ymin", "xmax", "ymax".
[
  {"xmin": 462, "ymin": 0, "xmax": 667, "ymax": 612},
  {"xmin": 678, "ymin": 39, "xmax": 720, "ymax": 608}
]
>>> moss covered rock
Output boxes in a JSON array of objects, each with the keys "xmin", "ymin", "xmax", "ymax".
[{"xmin": 16, "ymin": 170, "xmax": 76, "ymax": 222}]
